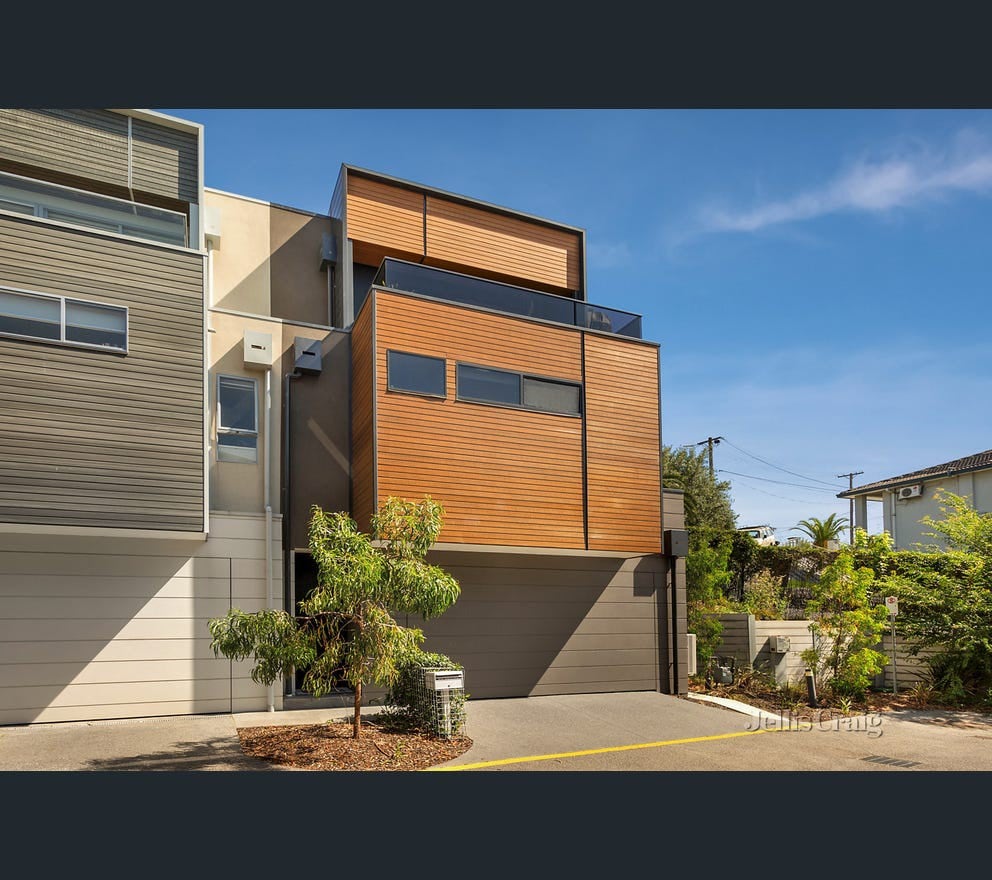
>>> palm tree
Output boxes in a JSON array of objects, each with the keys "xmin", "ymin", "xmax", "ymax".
[{"xmin": 793, "ymin": 513, "xmax": 849, "ymax": 548}]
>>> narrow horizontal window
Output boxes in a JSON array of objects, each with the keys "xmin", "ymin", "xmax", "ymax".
[
  {"xmin": 65, "ymin": 300, "xmax": 128, "ymax": 350},
  {"xmin": 0, "ymin": 290, "xmax": 61, "ymax": 340},
  {"xmin": 0, "ymin": 170, "xmax": 187, "ymax": 247},
  {"xmin": 217, "ymin": 375, "xmax": 258, "ymax": 463},
  {"xmin": 523, "ymin": 376, "xmax": 582, "ymax": 415},
  {"xmin": 456, "ymin": 362, "xmax": 582, "ymax": 416},
  {"xmin": 0, "ymin": 286, "xmax": 127, "ymax": 352},
  {"xmin": 387, "ymin": 350, "xmax": 446, "ymax": 397},
  {"xmin": 457, "ymin": 364, "xmax": 521, "ymax": 406}
]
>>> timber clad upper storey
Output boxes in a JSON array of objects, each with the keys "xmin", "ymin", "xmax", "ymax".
[
  {"xmin": 343, "ymin": 166, "xmax": 661, "ymax": 554},
  {"xmin": 0, "ymin": 109, "xmax": 204, "ymax": 533}
]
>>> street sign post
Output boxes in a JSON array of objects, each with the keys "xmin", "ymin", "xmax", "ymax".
[{"xmin": 885, "ymin": 596, "xmax": 899, "ymax": 694}]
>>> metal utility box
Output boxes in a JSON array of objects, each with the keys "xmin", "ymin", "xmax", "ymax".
[
  {"xmin": 663, "ymin": 528, "xmax": 689, "ymax": 558},
  {"xmin": 424, "ymin": 670, "xmax": 464, "ymax": 691},
  {"xmin": 243, "ymin": 331, "xmax": 272, "ymax": 369},
  {"xmin": 712, "ymin": 665, "xmax": 733, "ymax": 685},
  {"xmin": 293, "ymin": 336, "xmax": 322, "ymax": 375},
  {"xmin": 769, "ymin": 635, "xmax": 791, "ymax": 654},
  {"xmin": 686, "ymin": 633, "xmax": 698, "ymax": 676}
]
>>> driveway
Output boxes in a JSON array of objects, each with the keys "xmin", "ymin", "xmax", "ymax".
[{"xmin": 1, "ymin": 692, "xmax": 990, "ymax": 771}]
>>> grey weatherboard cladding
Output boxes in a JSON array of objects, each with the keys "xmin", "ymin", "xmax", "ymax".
[{"xmin": 0, "ymin": 214, "xmax": 204, "ymax": 531}]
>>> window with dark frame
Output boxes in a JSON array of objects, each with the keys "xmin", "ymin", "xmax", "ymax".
[
  {"xmin": 456, "ymin": 363, "xmax": 582, "ymax": 416},
  {"xmin": 386, "ymin": 350, "xmax": 447, "ymax": 397}
]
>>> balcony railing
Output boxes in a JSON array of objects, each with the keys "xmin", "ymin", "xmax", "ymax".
[{"xmin": 371, "ymin": 258, "xmax": 643, "ymax": 339}]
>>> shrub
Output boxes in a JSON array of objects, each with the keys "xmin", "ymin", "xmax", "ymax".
[
  {"xmin": 384, "ymin": 650, "xmax": 467, "ymax": 737},
  {"xmin": 801, "ymin": 547, "xmax": 890, "ymax": 697},
  {"xmin": 740, "ymin": 570, "xmax": 788, "ymax": 619}
]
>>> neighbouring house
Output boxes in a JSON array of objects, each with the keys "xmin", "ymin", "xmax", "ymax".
[
  {"xmin": 0, "ymin": 109, "xmax": 686, "ymax": 725},
  {"xmin": 838, "ymin": 448, "xmax": 992, "ymax": 550}
]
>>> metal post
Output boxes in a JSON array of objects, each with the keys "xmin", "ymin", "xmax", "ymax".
[
  {"xmin": 891, "ymin": 616, "xmax": 898, "ymax": 695},
  {"xmin": 837, "ymin": 471, "xmax": 864, "ymax": 544},
  {"xmin": 805, "ymin": 667, "xmax": 818, "ymax": 708}
]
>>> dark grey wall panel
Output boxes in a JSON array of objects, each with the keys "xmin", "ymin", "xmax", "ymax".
[
  {"xmin": 0, "ymin": 109, "xmax": 128, "ymax": 189},
  {"xmin": 414, "ymin": 550, "xmax": 664, "ymax": 699},
  {"xmin": 0, "ymin": 214, "xmax": 204, "ymax": 531}
]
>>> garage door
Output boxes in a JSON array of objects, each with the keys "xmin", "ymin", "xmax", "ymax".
[
  {"xmin": 416, "ymin": 549, "xmax": 666, "ymax": 699},
  {"xmin": 0, "ymin": 515, "xmax": 276, "ymax": 725}
]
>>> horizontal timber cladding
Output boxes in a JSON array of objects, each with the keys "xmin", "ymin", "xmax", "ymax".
[
  {"xmin": 0, "ymin": 109, "xmax": 129, "ymax": 190},
  {"xmin": 413, "ymin": 550, "xmax": 663, "ymax": 698},
  {"xmin": 0, "ymin": 110, "xmax": 200, "ymax": 205},
  {"xmin": 585, "ymin": 334, "xmax": 661, "ymax": 552},
  {"xmin": 372, "ymin": 290, "xmax": 585, "ymax": 548},
  {"xmin": 0, "ymin": 515, "xmax": 281, "ymax": 725},
  {"xmin": 0, "ymin": 214, "xmax": 204, "ymax": 531},
  {"xmin": 350, "ymin": 300, "xmax": 376, "ymax": 533},
  {"xmin": 346, "ymin": 174, "xmax": 425, "ymax": 261},
  {"xmin": 130, "ymin": 118, "xmax": 199, "ymax": 204},
  {"xmin": 425, "ymin": 196, "xmax": 581, "ymax": 294}
]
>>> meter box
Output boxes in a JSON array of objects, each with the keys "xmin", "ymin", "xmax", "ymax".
[
  {"xmin": 243, "ymin": 331, "xmax": 272, "ymax": 369},
  {"xmin": 769, "ymin": 635, "xmax": 791, "ymax": 654},
  {"xmin": 424, "ymin": 670, "xmax": 464, "ymax": 691},
  {"xmin": 293, "ymin": 336, "xmax": 322, "ymax": 375}
]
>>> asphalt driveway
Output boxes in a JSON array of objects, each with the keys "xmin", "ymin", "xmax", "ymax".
[{"xmin": 1, "ymin": 691, "xmax": 991, "ymax": 771}]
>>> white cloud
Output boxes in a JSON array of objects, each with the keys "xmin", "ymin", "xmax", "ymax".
[
  {"xmin": 698, "ymin": 135, "xmax": 992, "ymax": 234},
  {"xmin": 586, "ymin": 241, "xmax": 632, "ymax": 269}
]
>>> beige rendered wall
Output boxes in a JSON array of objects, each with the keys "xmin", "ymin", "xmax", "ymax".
[
  {"xmin": 206, "ymin": 190, "xmax": 272, "ymax": 315},
  {"xmin": 208, "ymin": 312, "xmax": 334, "ymax": 516},
  {"xmin": 887, "ymin": 469, "xmax": 992, "ymax": 549},
  {"xmin": 0, "ymin": 513, "xmax": 282, "ymax": 725}
]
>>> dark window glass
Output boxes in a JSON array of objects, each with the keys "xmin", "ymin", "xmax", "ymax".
[
  {"xmin": 0, "ymin": 290, "xmax": 60, "ymax": 340},
  {"xmin": 387, "ymin": 350, "xmax": 446, "ymax": 397},
  {"xmin": 523, "ymin": 376, "xmax": 581, "ymax": 415},
  {"xmin": 219, "ymin": 376, "xmax": 257, "ymax": 432},
  {"xmin": 457, "ymin": 364, "xmax": 521, "ymax": 405}
]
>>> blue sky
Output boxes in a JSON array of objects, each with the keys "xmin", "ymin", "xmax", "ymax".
[{"xmin": 168, "ymin": 109, "xmax": 992, "ymax": 538}]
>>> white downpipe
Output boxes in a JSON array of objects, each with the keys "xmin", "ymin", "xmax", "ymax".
[{"xmin": 264, "ymin": 366, "xmax": 274, "ymax": 712}]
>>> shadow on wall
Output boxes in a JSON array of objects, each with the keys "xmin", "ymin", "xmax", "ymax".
[
  {"xmin": 0, "ymin": 532, "xmax": 251, "ymax": 726},
  {"xmin": 409, "ymin": 551, "xmax": 665, "ymax": 700}
]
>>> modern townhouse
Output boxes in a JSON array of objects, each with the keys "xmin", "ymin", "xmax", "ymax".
[{"xmin": 0, "ymin": 109, "xmax": 687, "ymax": 725}]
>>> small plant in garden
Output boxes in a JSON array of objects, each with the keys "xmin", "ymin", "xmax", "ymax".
[
  {"xmin": 908, "ymin": 681, "xmax": 935, "ymax": 708},
  {"xmin": 837, "ymin": 695, "xmax": 854, "ymax": 716},
  {"xmin": 740, "ymin": 570, "xmax": 788, "ymax": 619},
  {"xmin": 800, "ymin": 546, "xmax": 890, "ymax": 697},
  {"xmin": 208, "ymin": 496, "xmax": 460, "ymax": 740},
  {"xmin": 384, "ymin": 649, "xmax": 467, "ymax": 737}
]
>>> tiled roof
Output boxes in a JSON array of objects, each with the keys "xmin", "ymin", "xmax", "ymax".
[{"xmin": 838, "ymin": 449, "xmax": 992, "ymax": 497}]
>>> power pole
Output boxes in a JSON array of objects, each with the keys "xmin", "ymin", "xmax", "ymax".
[
  {"xmin": 693, "ymin": 436, "xmax": 724, "ymax": 478},
  {"xmin": 837, "ymin": 471, "xmax": 864, "ymax": 545}
]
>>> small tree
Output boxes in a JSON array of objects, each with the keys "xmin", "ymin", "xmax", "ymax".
[
  {"xmin": 801, "ymin": 544, "xmax": 890, "ymax": 696},
  {"xmin": 793, "ymin": 513, "xmax": 849, "ymax": 548},
  {"xmin": 208, "ymin": 496, "xmax": 460, "ymax": 739}
]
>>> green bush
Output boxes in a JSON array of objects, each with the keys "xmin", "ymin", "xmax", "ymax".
[
  {"xmin": 384, "ymin": 650, "xmax": 467, "ymax": 737},
  {"xmin": 740, "ymin": 570, "xmax": 788, "ymax": 619}
]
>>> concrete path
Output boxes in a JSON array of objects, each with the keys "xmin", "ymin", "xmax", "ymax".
[{"xmin": 2, "ymin": 692, "xmax": 991, "ymax": 771}]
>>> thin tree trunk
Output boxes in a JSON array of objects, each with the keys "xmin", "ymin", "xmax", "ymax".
[{"xmin": 353, "ymin": 680, "xmax": 362, "ymax": 739}]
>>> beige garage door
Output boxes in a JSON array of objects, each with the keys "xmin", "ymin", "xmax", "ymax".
[
  {"xmin": 416, "ymin": 549, "xmax": 665, "ymax": 699},
  {"xmin": 0, "ymin": 516, "xmax": 276, "ymax": 725}
]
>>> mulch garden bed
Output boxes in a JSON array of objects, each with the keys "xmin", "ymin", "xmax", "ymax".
[{"xmin": 238, "ymin": 713, "xmax": 473, "ymax": 771}]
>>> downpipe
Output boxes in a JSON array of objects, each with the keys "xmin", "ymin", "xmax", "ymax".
[{"xmin": 264, "ymin": 367, "xmax": 274, "ymax": 712}]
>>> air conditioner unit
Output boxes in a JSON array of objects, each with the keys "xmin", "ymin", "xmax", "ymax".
[{"xmin": 897, "ymin": 485, "xmax": 922, "ymax": 500}]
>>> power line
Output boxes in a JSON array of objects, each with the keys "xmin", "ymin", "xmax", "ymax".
[
  {"xmin": 718, "ymin": 468, "xmax": 839, "ymax": 493},
  {"xmin": 734, "ymin": 481, "xmax": 850, "ymax": 506},
  {"xmin": 720, "ymin": 438, "xmax": 839, "ymax": 488}
]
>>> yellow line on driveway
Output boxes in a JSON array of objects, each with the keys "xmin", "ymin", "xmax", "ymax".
[{"xmin": 427, "ymin": 722, "xmax": 809, "ymax": 771}]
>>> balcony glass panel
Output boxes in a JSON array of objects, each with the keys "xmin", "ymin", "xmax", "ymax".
[
  {"xmin": 372, "ymin": 258, "xmax": 642, "ymax": 339},
  {"xmin": 0, "ymin": 170, "xmax": 188, "ymax": 247}
]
